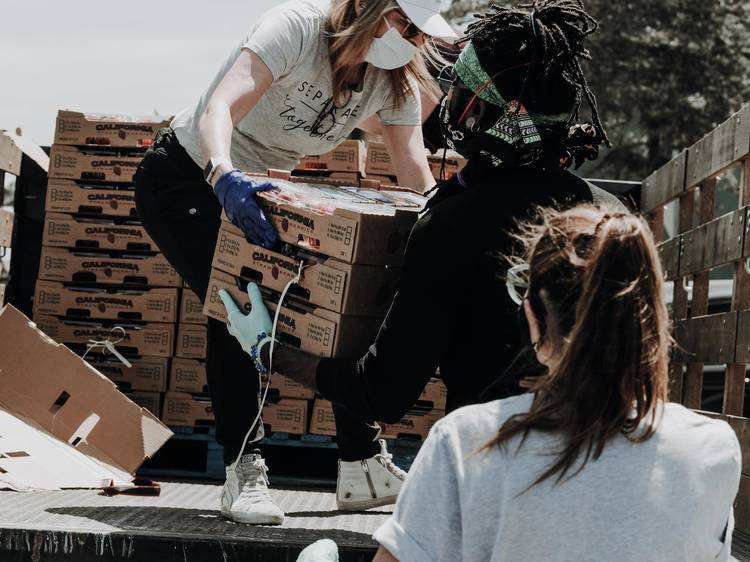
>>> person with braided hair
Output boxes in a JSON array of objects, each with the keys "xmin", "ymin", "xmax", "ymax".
[{"xmin": 221, "ymin": 0, "xmax": 627, "ymax": 512}]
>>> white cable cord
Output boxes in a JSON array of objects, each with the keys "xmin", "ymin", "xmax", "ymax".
[{"xmin": 230, "ymin": 261, "xmax": 309, "ymax": 469}]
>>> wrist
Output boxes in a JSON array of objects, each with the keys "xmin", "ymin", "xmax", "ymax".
[{"xmin": 211, "ymin": 162, "xmax": 235, "ymax": 189}]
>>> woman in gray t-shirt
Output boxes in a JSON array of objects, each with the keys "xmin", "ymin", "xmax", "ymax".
[
  {"xmin": 134, "ymin": 0, "xmax": 456, "ymax": 527},
  {"xmin": 374, "ymin": 205, "xmax": 740, "ymax": 561}
]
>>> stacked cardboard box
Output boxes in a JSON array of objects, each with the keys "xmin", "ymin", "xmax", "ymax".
[
  {"xmin": 34, "ymin": 110, "xmax": 174, "ymax": 419},
  {"xmin": 365, "ymin": 141, "xmax": 467, "ymax": 184},
  {"xmin": 161, "ymin": 286, "xmax": 210, "ymax": 427},
  {"xmin": 292, "ymin": 139, "xmax": 366, "ymax": 186},
  {"xmin": 204, "ymin": 170, "xmax": 442, "ymax": 437}
]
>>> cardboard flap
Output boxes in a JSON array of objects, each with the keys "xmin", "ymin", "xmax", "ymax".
[
  {"xmin": 0, "ymin": 305, "xmax": 172, "ymax": 482},
  {"xmin": 0, "ymin": 131, "xmax": 49, "ymax": 175}
]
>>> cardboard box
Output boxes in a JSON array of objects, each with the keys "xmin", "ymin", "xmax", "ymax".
[
  {"xmin": 366, "ymin": 141, "xmax": 396, "ymax": 176},
  {"xmin": 428, "ymin": 152, "xmax": 467, "ymax": 181},
  {"xmin": 366, "ymin": 174, "xmax": 398, "ymax": 186},
  {"xmin": 54, "ymin": 110, "xmax": 170, "ymax": 149},
  {"xmin": 33, "ymin": 281, "xmax": 178, "ymax": 323},
  {"xmin": 45, "ymin": 179, "xmax": 137, "ymax": 218},
  {"xmin": 86, "ymin": 356, "xmax": 169, "ymax": 393},
  {"xmin": 175, "ymin": 323, "xmax": 207, "ymax": 360},
  {"xmin": 231, "ymin": 173, "xmax": 422, "ymax": 265},
  {"xmin": 38, "ymin": 247, "xmax": 180, "ymax": 287},
  {"xmin": 33, "ymin": 315, "xmax": 175, "ymax": 358},
  {"xmin": 294, "ymin": 140, "xmax": 365, "ymax": 175},
  {"xmin": 123, "ymin": 390, "xmax": 162, "ymax": 418},
  {"xmin": 0, "ymin": 305, "xmax": 172, "ymax": 490},
  {"xmin": 169, "ymin": 358, "xmax": 208, "ymax": 394},
  {"xmin": 205, "ymin": 269, "xmax": 383, "ymax": 357},
  {"xmin": 49, "ymin": 145, "xmax": 143, "ymax": 183},
  {"xmin": 309, "ymin": 399, "xmax": 336, "ymax": 436},
  {"xmin": 161, "ymin": 392, "xmax": 215, "ymax": 427},
  {"xmin": 262, "ymin": 398, "xmax": 308, "ymax": 435},
  {"xmin": 43, "ymin": 213, "xmax": 158, "ymax": 253},
  {"xmin": 419, "ymin": 378, "xmax": 447, "ymax": 411},
  {"xmin": 380, "ymin": 409, "xmax": 444, "ymax": 440},
  {"xmin": 0, "ymin": 208, "xmax": 13, "ymax": 247},
  {"xmin": 264, "ymin": 373, "xmax": 315, "ymax": 400},
  {"xmin": 212, "ymin": 223, "xmax": 401, "ymax": 316},
  {"xmin": 179, "ymin": 289, "xmax": 207, "ymax": 324}
]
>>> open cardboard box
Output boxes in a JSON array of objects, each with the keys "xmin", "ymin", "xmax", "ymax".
[
  {"xmin": 204, "ymin": 269, "xmax": 383, "ymax": 358},
  {"xmin": 34, "ymin": 315, "xmax": 176, "ymax": 358},
  {"xmin": 44, "ymin": 213, "xmax": 158, "ymax": 253},
  {"xmin": 33, "ymin": 281, "xmax": 178, "ymax": 323},
  {"xmin": 49, "ymin": 145, "xmax": 143, "ymax": 184},
  {"xmin": 179, "ymin": 289, "xmax": 207, "ymax": 325},
  {"xmin": 54, "ymin": 110, "xmax": 170, "ymax": 149},
  {"xmin": 86, "ymin": 355, "xmax": 169, "ymax": 393},
  {"xmin": 234, "ymin": 171, "xmax": 423, "ymax": 265},
  {"xmin": 175, "ymin": 323, "xmax": 207, "ymax": 360},
  {"xmin": 45, "ymin": 179, "xmax": 138, "ymax": 218},
  {"xmin": 39, "ymin": 246, "xmax": 181, "ymax": 287},
  {"xmin": 293, "ymin": 139, "xmax": 365, "ymax": 175},
  {"xmin": 213, "ymin": 221, "xmax": 401, "ymax": 316},
  {"xmin": 169, "ymin": 358, "xmax": 207, "ymax": 394},
  {"xmin": 0, "ymin": 305, "xmax": 172, "ymax": 490}
]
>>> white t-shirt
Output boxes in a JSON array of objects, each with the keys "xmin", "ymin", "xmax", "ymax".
[
  {"xmin": 374, "ymin": 394, "xmax": 741, "ymax": 562},
  {"xmin": 171, "ymin": 0, "xmax": 421, "ymax": 173}
]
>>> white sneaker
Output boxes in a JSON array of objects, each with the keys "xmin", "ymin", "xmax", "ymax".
[
  {"xmin": 220, "ymin": 450, "xmax": 285, "ymax": 525},
  {"xmin": 336, "ymin": 439, "xmax": 406, "ymax": 511}
]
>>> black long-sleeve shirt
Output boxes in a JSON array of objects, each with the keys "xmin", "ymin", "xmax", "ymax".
[{"xmin": 315, "ymin": 158, "xmax": 625, "ymax": 423}]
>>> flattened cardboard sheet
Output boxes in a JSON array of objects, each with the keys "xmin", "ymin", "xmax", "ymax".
[{"xmin": 0, "ymin": 305, "xmax": 172, "ymax": 490}]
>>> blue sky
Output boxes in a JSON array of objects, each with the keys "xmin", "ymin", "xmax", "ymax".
[{"xmin": 1, "ymin": 0, "xmax": 277, "ymax": 146}]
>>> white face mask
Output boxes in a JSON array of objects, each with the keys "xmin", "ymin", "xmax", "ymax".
[{"xmin": 365, "ymin": 19, "xmax": 419, "ymax": 70}]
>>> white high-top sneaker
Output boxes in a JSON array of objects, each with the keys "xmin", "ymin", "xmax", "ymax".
[
  {"xmin": 336, "ymin": 439, "xmax": 406, "ymax": 511},
  {"xmin": 220, "ymin": 451, "xmax": 285, "ymax": 525}
]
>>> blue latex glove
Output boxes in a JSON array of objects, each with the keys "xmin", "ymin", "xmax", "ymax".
[
  {"xmin": 219, "ymin": 283, "xmax": 273, "ymax": 372},
  {"xmin": 295, "ymin": 539, "xmax": 339, "ymax": 562},
  {"xmin": 214, "ymin": 169, "xmax": 278, "ymax": 248}
]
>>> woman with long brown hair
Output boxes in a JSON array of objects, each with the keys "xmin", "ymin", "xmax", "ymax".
[
  {"xmin": 134, "ymin": 0, "xmax": 455, "ymax": 526},
  {"xmin": 372, "ymin": 205, "xmax": 741, "ymax": 561}
]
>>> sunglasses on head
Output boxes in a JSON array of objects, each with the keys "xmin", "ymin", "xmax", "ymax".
[{"xmin": 506, "ymin": 263, "xmax": 530, "ymax": 306}]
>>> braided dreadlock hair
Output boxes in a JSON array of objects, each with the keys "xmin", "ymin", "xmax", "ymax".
[{"xmin": 461, "ymin": 0, "xmax": 609, "ymax": 168}]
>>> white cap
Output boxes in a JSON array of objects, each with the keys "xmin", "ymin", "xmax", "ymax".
[{"xmin": 397, "ymin": 0, "xmax": 458, "ymax": 39}]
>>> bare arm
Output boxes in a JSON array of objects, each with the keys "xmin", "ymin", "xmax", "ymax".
[
  {"xmin": 373, "ymin": 547, "xmax": 399, "ymax": 562},
  {"xmin": 356, "ymin": 85, "xmax": 441, "ymax": 135},
  {"xmin": 199, "ymin": 49, "xmax": 274, "ymax": 187},
  {"xmin": 382, "ymin": 124, "xmax": 435, "ymax": 192}
]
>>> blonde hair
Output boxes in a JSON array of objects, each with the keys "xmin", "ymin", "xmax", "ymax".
[{"xmin": 326, "ymin": 0, "xmax": 443, "ymax": 108}]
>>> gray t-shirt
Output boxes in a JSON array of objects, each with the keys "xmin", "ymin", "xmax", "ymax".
[
  {"xmin": 172, "ymin": 0, "xmax": 421, "ymax": 173},
  {"xmin": 374, "ymin": 394, "xmax": 741, "ymax": 561}
]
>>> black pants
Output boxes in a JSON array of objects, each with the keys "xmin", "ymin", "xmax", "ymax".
[{"xmin": 134, "ymin": 129, "xmax": 379, "ymax": 464}]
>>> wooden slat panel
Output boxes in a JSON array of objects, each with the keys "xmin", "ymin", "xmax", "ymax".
[
  {"xmin": 681, "ymin": 209, "xmax": 745, "ymax": 276},
  {"xmin": 674, "ymin": 312, "xmax": 738, "ymax": 364},
  {"xmin": 685, "ymin": 180, "xmax": 717, "ymax": 408},
  {"xmin": 686, "ymin": 105, "xmax": 750, "ymax": 189},
  {"xmin": 669, "ymin": 191, "xmax": 697, "ymax": 402},
  {"xmin": 657, "ymin": 237, "xmax": 681, "ymax": 281},
  {"xmin": 642, "ymin": 150, "xmax": 688, "ymax": 213},
  {"xmin": 0, "ymin": 132, "xmax": 22, "ymax": 176},
  {"xmin": 735, "ymin": 311, "xmax": 750, "ymax": 364}
]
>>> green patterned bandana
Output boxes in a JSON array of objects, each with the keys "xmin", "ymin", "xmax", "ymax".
[{"xmin": 453, "ymin": 42, "xmax": 573, "ymax": 128}]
